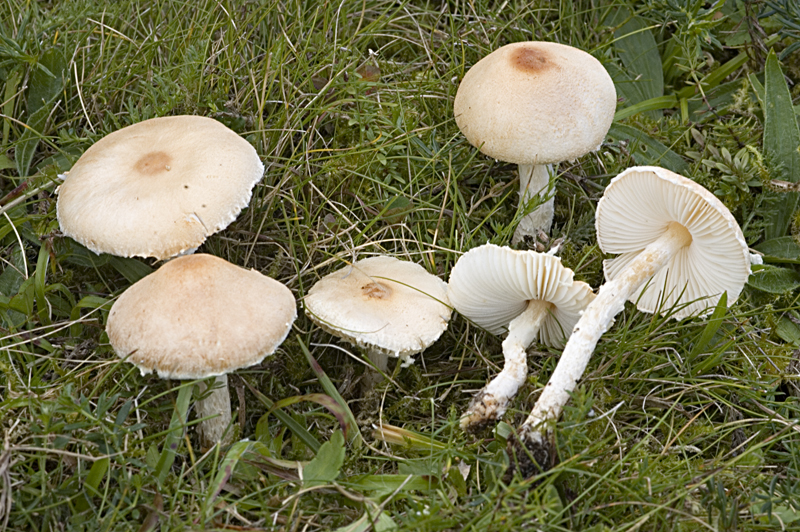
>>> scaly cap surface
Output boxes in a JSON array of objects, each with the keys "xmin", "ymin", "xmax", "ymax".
[
  {"xmin": 57, "ymin": 115, "xmax": 264, "ymax": 260},
  {"xmin": 454, "ymin": 41, "xmax": 616, "ymax": 165},
  {"xmin": 304, "ymin": 256, "xmax": 452, "ymax": 360},
  {"xmin": 107, "ymin": 254, "xmax": 296, "ymax": 379}
]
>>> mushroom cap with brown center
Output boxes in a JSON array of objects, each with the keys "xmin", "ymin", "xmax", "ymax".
[
  {"xmin": 304, "ymin": 256, "xmax": 452, "ymax": 360},
  {"xmin": 57, "ymin": 115, "xmax": 264, "ymax": 260},
  {"xmin": 107, "ymin": 254, "xmax": 296, "ymax": 380},
  {"xmin": 598, "ymin": 166, "xmax": 751, "ymax": 318},
  {"xmin": 447, "ymin": 244, "xmax": 595, "ymax": 347},
  {"xmin": 453, "ymin": 41, "xmax": 616, "ymax": 165}
]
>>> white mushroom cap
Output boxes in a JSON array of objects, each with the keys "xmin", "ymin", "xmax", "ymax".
[
  {"xmin": 447, "ymin": 243, "xmax": 595, "ymax": 347},
  {"xmin": 304, "ymin": 256, "xmax": 452, "ymax": 361},
  {"xmin": 57, "ymin": 116, "xmax": 264, "ymax": 260},
  {"xmin": 453, "ymin": 41, "xmax": 616, "ymax": 165},
  {"xmin": 107, "ymin": 254, "xmax": 297, "ymax": 379},
  {"xmin": 598, "ymin": 166, "xmax": 751, "ymax": 319}
]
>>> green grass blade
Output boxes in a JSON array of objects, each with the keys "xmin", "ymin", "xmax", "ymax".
[
  {"xmin": 688, "ymin": 292, "xmax": 727, "ymax": 361},
  {"xmin": 154, "ymin": 383, "xmax": 193, "ymax": 485},
  {"xmin": 614, "ymin": 95, "xmax": 678, "ymax": 122},
  {"xmin": 607, "ymin": 123, "xmax": 689, "ymax": 173},
  {"xmin": 243, "ymin": 378, "xmax": 322, "ymax": 453},
  {"xmin": 297, "ymin": 337, "xmax": 362, "ymax": 448}
]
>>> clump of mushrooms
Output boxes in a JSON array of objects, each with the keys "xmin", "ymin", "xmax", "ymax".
[
  {"xmin": 448, "ymin": 244, "xmax": 595, "ymax": 431},
  {"xmin": 454, "ymin": 42, "xmax": 616, "ymax": 243},
  {"xmin": 509, "ymin": 166, "xmax": 753, "ymax": 478},
  {"xmin": 107, "ymin": 254, "xmax": 297, "ymax": 448},
  {"xmin": 57, "ymin": 115, "xmax": 264, "ymax": 260},
  {"xmin": 304, "ymin": 255, "xmax": 452, "ymax": 390}
]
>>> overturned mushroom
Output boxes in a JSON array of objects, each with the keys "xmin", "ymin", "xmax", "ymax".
[
  {"xmin": 448, "ymin": 244, "xmax": 595, "ymax": 431},
  {"xmin": 107, "ymin": 254, "xmax": 296, "ymax": 447},
  {"xmin": 304, "ymin": 256, "xmax": 452, "ymax": 389},
  {"xmin": 512, "ymin": 166, "xmax": 752, "ymax": 478},
  {"xmin": 454, "ymin": 42, "xmax": 616, "ymax": 243}
]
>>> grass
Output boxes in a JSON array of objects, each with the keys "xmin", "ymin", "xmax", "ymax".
[{"xmin": 1, "ymin": 0, "xmax": 800, "ymax": 530}]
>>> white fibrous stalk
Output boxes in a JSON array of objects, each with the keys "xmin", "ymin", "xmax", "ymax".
[
  {"xmin": 461, "ymin": 299, "xmax": 552, "ymax": 431},
  {"xmin": 512, "ymin": 164, "xmax": 553, "ymax": 244},
  {"xmin": 195, "ymin": 374, "xmax": 234, "ymax": 448},
  {"xmin": 520, "ymin": 222, "xmax": 692, "ymax": 444},
  {"xmin": 361, "ymin": 348, "xmax": 390, "ymax": 392}
]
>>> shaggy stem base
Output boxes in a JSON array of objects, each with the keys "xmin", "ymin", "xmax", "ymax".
[
  {"xmin": 517, "ymin": 222, "xmax": 693, "ymax": 472},
  {"xmin": 461, "ymin": 299, "xmax": 552, "ymax": 432}
]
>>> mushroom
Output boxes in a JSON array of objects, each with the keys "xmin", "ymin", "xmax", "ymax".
[
  {"xmin": 453, "ymin": 42, "xmax": 616, "ymax": 243},
  {"xmin": 304, "ymin": 256, "xmax": 452, "ymax": 389},
  {"xmin": 107, "ymin": 253, "xmax": 297, "ymax": 447},
  {"xmin": 512, "ymin": 166, "xmax": 752, "ymax": 476},
  {"xmin": 57, "ymin": 115, "xmax": 264, "ymax": 260},
  {"xmin": 447, "ymin": 244, "xmax": 595, "ymax": 431}
]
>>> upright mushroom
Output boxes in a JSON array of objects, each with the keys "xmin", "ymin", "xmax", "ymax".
[
  {"xmin": 454, "ymin": 42, "xmax": 616, "ymax": 243},
  {"xmin": 107, "ymin": 254, "xmax": 297, "ymax": 447},
  {"xmin": 512, "ymin": 166, "xmax": 752, "ymax": 477},
  {"xmin": 57, "ymin": 115, "xmax": 264, "ymax": 260},
  {"xmin": 304, "ymin": 256, "xmax": 452, "ymax": 389},
  {"xmin": 447, "ymin": 244, "xmax": 595, "ymax": 431}
]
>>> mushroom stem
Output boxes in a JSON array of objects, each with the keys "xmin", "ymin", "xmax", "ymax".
[
  {"xmin": 195, "ymin": 374, "xmax": 234, "ymax": 448},
  {"xmin": 461, "ymin": 299, "xmax": 552, "ymax": 431},
  {"xmin": 521, "ymin": 222, "xmax": 692, "ymax": 444},
  {"xmin": 361, "ymin": 348, "xmax": 390, "ymax": 392},
  {"xmin": 512, "ymin": 164, "xmax": 554, "ymax": 244}
]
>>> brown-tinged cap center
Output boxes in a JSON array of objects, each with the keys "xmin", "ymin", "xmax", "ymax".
[
  {"xmin": 362, "ymin": 282, "xmax": 392, "ymax": 300},
  {"xmin": 510, "ymin": 46, "xmax": 553, "ymax": 74},
  {"xmin": 134, "ymin": 151, "xmax": 173, "ymax": 175}
]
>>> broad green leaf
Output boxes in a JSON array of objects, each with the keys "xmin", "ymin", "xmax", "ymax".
[
  {"xmin": 74, "ymin": 456, "xmax": 109, "ymax": 511},
  {"xmin": 380, "ymin": 196, "xmax": 414, "ymax": 224},
  {"xmin": 0, "ymin": 245, "xmax": 25, "ymax": 297},
  {"xmin": 108, "ymin": 256, "xmax": 154, "ymax": 283},
  {"xmin": 606, "ymin": 9, "xmax": 663, "ymax": 119},
  {"xmin": 60, "ymin": 240, "xmax": 110, "ymax": 268},
  {"xmin": 84, "ymin": 457, "xmax": 109, "ymax": 496},
  {"xmin": 762, "ymin": 50, "xmax": 800, "ymax": 239},
  {"xmin": 346, "ymin": 474, "xmax": 438, "ymax": 496},
  {"xmin": 775, "ymin": 316, "xmax": 800, "ymax": 344},
  {"xmin": 16, "ymin": 49, "xmax": 66, "ymax": 177},
  {"xmin": 754, "ymin": 236, "xmax": 800, "ymax": 264},
  {"xmin": 607, "ymin": 123, "xmax": 689, "ymax": 174},
  {"xmin": 747, "ymin": 265, "xmax": 800, "ymax": 294},
  {"xmin": 333, "ymin": 510, "xmax": 398, "ymax": 532},
  {"xmin": 303, "ymin": 430, "xmax": 345, "ymax": 487},
  {"xmin": 0, "ymin": 154, "xmax": 14, "ymax": 170}
]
